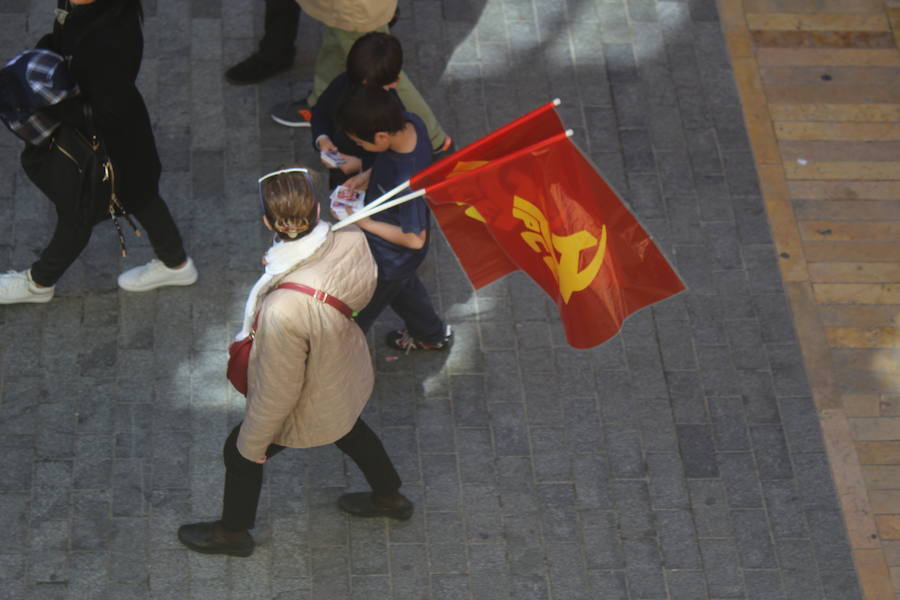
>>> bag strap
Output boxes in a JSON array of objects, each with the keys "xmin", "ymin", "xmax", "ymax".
[
  {"xmin": 52, "ymin": 0, "xmax": 102, "ymax": 149},
  {"xmin": 51, "ymin": 0, "xmax": 66, "ymax": 50},
  {"xmin": 276, "ymin": 282, "xmax": 354, "ymax": 319},
  {"xmin": 81, "ymin": 102, "xmax": 99, "ymax": 145},
  {"xmin": 249, "ymin": 282, "xmax": 354, "ymax": 336}
]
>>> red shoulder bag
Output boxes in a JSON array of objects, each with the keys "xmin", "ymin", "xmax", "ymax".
[{"xmin": 227, "ymin": 282, "xmax": 353, "ymax": 395}]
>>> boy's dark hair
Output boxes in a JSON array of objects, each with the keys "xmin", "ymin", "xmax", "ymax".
[
  {"xmin": 346, "ymin": 32, "xmax": 403, "ymax": 88},
  {"xmin": 338, "ymin": 86, "xmax": 406, "ymax": 143}
]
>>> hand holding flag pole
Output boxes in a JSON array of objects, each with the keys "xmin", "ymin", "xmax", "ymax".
[
  {"xmin": 331, "ymin": 188, "xmax": 426, "ymax": 230},
  {"xmin": 338, "ymin": 180, "xmax": 410, "ymax": 222}
]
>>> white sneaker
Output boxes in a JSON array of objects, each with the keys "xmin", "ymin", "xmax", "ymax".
[
  {"xmin": 0, "ymin": 270, "xmax": 54, "ymax": 304},
  {"xmin": 118, "ymin": 258, "xmax": 198, "ymax": 292}
]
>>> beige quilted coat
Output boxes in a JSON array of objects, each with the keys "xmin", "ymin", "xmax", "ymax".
[
  {"xmin": 236, "ymin": 227, "xmax": 378, "ymax": 461},
  {"xmin": 297, "ymin": 0, "xmax": 397, "ymax": 32}
]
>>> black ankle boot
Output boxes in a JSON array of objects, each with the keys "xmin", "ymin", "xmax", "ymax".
[
  {"xmin": 338, "ymin": 492, "xmax": 414, "ymax": 520},
  {"xmin": 177, "ymin": 521, "xmax": 255, "ymax": 557}
]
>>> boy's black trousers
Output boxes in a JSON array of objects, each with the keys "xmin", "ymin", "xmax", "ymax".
[
  {"xmin": 354, "ymin": 273, "xmax": 446, "ymax": 343},
  {"xmin": 258, "ymin": 0, "xmax": 300, "ymax": 65}
]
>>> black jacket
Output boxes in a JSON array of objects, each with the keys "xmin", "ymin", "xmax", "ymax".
[
  {"xmin": 41, "ymin": 0, "xmax": 160, "ymax": 212},
  {"xmin": 311, "ymin": 72, "xmax": 406, "ymax": 173},
  {"xmin": 311, "ymin": 72, "xmax": 375, "ymax": 169}
]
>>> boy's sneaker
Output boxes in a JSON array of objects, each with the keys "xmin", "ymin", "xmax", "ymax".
[
  {"xmin": 0, "ymin": 270, "xmax": 54, "ymax": 304},
  {"xmin": 432, "ymin": 136, "xmax": 456, "ymax": 163},
  {"xmin": 118, "ymin": 258, "xmax": 198, "ymax": 292},
  {"xmin": 270, "ymin": 99, "xmax": 312, "ymax": 127},
  {"xmin": 224, "ymin": 54, "xmax": 293, "ymax": 85},
  {"xmin": 386, "ymin": 324, "xmax": 453, "ymax": 353}
]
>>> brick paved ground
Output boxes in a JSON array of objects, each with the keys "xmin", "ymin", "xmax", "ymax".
[
  {"xmin": 0, "ymin": 0, "xmax": 863, "ymax": 598},
  {"xmin": 723, "ymin": 1, "xmax": 900, "ymax": 598}
]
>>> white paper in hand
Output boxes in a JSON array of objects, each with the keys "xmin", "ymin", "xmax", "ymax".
[
  {"xmin": 321, "ymin": 150, "xmax": 346, "ymax": 168},
  {"xmin": 329, "ymin": 185, "xmax": 366, "ymax": 221}
]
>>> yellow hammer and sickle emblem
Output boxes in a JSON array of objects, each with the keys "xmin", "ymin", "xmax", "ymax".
[
  {"xmin": 446, "ymin": 161, "xmax": 488, "ymax": 222},
  {"xmin": 512, "ymin": 196, "xmax": 606, "ymax": 303}
]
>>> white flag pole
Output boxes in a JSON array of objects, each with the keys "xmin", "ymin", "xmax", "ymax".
[
  {"xmin": 332, "ymin": 188, "xmax": 427, "ymax": 230},
  {"xmin": 333, "ymin": 125, "xmax": 574, "ymax": 231},
  {"xmin": 354, "ymin": 179, "xmax": 410, "ymax": 215}
]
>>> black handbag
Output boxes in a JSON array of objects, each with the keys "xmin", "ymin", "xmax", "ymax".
[
  {"xmin": 20, "ymin": 103, "xmax": 140, "ymax": 255},
  {"xmin": 22, "ymin": 103, "xmax": 107, "ymax": 223}
]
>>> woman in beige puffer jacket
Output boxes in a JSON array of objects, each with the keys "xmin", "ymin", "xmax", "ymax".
[{"xmin": 177, "ymin": 167, "xmax": 413, "ymax": 558}]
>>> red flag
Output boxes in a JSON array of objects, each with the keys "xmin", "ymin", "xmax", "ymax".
[
  {"xmin": 410, "ymin": 101, "xmax": 566, "ymax": 288},
  {"xmin": 416, "ymin": 129, "xmax": 685, "ymax": 349},
  {"xmin": 414, "ymin": 101, "xmax": 566, "ymax": 186}
]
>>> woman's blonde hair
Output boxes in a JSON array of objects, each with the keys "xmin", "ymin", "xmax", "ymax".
[{"xmin": 260, "ymin": 167, "xmax": 318, "ymax": 240}]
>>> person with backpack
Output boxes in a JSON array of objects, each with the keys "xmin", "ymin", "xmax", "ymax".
[{"xmin": 0, "ymin": 0, "xmax": 197, "ymax": 305}]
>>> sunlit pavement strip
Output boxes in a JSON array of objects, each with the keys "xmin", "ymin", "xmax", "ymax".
[
  {"xmin": 0, "ymin": 0, "xmax": 866, "ymax": 598},
  {"xmin": 722, "ymin": 0, "xmax": 900, "ymax": 598}
]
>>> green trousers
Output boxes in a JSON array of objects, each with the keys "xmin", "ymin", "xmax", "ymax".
[{"xmin": 307, "ymin": 25, "xmax": 448, "ymax": 150}]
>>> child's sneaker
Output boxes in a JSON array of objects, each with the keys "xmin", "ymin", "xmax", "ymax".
[
  {"xmin": 270, "ymin": 99, "xmax": 312, "ymax": 127},
  {"xmin": 386, "ymin": 324, "xmax": 453, "ymax": 353},
  {"xmin": 0, "ymin": 270, "xmax": 54, "ymax": 304},
  {"xmin": 118, "ymin": 258, "xmax": 198, "ymax": 292}
]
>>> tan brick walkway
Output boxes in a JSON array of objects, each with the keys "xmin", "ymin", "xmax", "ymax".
[{"xmin": 721, "ymin": 0, "xmax": 900, "ymax": 597}]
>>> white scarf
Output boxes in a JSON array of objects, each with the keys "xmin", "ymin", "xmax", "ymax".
[{"xmin": 235, "ymin": 221, "xmax": 331, "ymax": 340}]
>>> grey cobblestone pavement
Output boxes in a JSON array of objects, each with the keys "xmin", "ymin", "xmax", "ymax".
[{"xmin": 0, "ymin": 0, "xmax": 863, "ymax": 598}]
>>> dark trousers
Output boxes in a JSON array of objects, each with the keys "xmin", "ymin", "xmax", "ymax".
[
  {"xmin": 257, "ymin": 0, "xmax": 300, "ymax": 65},
  {"xmin": 30, "ymin": 195, "xmax": 187, "ymax": 287},
  {"xmin": 353, "ymin": 272, "xmax": 445, "ymax": 342},
  {"xmin": 221, "ymin": 418, "xmax": 402, "ymax": 532}
]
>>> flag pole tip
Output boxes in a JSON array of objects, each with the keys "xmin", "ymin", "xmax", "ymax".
[
  {"xmin": 552, "ymin": 98, "xmax": 561, "ymax": 106},
  {"xmin": 565, "ymin": 129, "xmax": 574, "ymax": 137}
]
